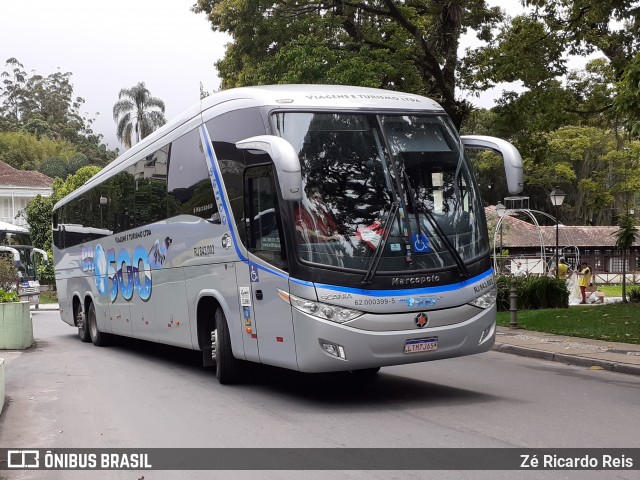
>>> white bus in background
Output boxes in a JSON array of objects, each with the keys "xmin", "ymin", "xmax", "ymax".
[
  {"xmin": 0, "ymin": 221, "xmax": 49, "ymax": 307},
  {"xmin": 52, "ymin": 85, "xmax": 523, "ymax": 384}
]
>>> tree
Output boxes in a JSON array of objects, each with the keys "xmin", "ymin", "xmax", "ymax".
[
  {"xmin": 0, "ymin": 131, "xmax": 75, "ymax": 170},
  {"xmin": 38, "ymin": 153, "xmax": 89, "ymax": 180},
  {"xmin": 113, "ymin": 82, "xmax": 166, "ymax": 148},
  {"xmin": 615, "ymin": 52, "xmax": 640, "ymax": 136},
  {"xmin": 0, "ymin": 58, "xmax": 118, "ymax": 167},
  {"xmin": 193, "ymin": 0, "xmax": 504, "ymax": 128},
  {"xmin": 614, "ymin": 213, "xmax": 638, "ymax": 302},
  {"xmin": 25, "ymin": 165, "xmax": 101, "ymax": 254}
]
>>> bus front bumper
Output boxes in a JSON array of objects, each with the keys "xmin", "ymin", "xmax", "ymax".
[{"xmin": 292, "ymin": 304, "xmax": 496, "ymax": 373}]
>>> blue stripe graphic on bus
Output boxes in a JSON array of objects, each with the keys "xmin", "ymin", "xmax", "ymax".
[
  {"xmin": 198, "ymin": 125, "xmax": 246, "ymax": 261},
  {"xmin": 313, "ymin": 269, "xmax": 494, "ymax": 297},
  {"xmin": 81, "ymin": 239, "xmax": 167, "ymax": 302}
]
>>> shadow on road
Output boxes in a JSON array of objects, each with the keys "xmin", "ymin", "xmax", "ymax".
[{"xmin": 56, "ymin": 333, "xmax": 501, "ymax": 409}]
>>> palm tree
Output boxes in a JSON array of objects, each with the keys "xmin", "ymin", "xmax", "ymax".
[
  {"xmin": 614, "ymin": 213, "xmax": 638, "ymax": 303},
  {"xmin": 112, "ymin": 82, "xmax": 166, "ymax": 148}
]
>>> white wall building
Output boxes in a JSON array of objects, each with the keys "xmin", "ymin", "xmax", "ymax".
[{"xmin": 0, "ymin": 161, "xmax": 53, "ymax": 227}]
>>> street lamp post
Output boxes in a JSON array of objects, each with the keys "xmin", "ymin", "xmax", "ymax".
[
  {"xmin": 549, "ymin": 187, "xmax": 566, "ymax": 278},
  {"xmin": 496, "ymin": 202, "xmax": 506, "ymax": 273}
]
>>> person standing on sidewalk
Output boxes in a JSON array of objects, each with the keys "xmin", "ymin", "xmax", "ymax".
[
  {"xmin": 553, "ymin": 257, "xmax": 574, "ymax": 280},
  {"xmin": 577, "ymin": 262, "xmax": 591, "ymax": 304}
]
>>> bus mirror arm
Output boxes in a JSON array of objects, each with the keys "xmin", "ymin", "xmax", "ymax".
[
  {"xmin": 236, "ymin": 135, "xmax": 303, "ymax": 202},
  {"xmin": 32, "ymin": 248, "xmax": 49, "ymax": 266},
  {"xmin": 460, "ymin": 135, "xmax": 524, "ymax": 195},
  {"xmin": 0, "ymin": 246, "xmax": 21, "ymax": 265}
]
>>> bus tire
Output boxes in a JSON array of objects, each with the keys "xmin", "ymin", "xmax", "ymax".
[
  {"xmin": 76, "ymin": 302, "xmax": 90, "ymax": 343},
  {"xmin": 214, "ymin": 308, "xmax": 241, "ymax": 385},
  {"xmin": 88, "ymin": 302, "xmax": 109, "ymax": 347}
]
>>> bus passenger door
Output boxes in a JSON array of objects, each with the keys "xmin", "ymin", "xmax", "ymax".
[{"xmin": 244, "ymin": 166, "xmax": 297, "ymax": 370}]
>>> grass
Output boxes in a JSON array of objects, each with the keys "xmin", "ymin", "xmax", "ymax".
[
  {"xmin": 497, "ymin": 303, "xmax": 640, "ymax": 344},
  {"xmin": 39, "ymin": 290, "xmax": 58, "ymax": 304},
  {"xmin": 597, "ymin": 285, "xmax": 622, "ymax": 297}
]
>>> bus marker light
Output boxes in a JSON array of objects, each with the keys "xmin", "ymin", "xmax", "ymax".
[
  {"xmin": 246, "ymin": 327, "xmax": 252, "ymax": 334},
  {"xmin": 278, "ymin": 290, "xmax": 290, "ymax": 303},
  {"xmin": 251, "ymin": 334, "xmax": 257, "ymax": 339},
  {"xmin": 277, "ymin": 337, "xmax": 283, "ymax": 343}
]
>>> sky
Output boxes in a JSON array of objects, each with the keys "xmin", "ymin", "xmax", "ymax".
[
  {"xmin": 1, "ymin": 0, "xmax": 227, "ymax": 149},
  {"xmin": 0, "ymin": 1, "xmax": 556, "ymax": 151}
]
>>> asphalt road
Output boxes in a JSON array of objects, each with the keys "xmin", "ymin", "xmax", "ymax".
[{"xmin": 1, "ymin": 310, "xmax": 639, "ymax": 480}]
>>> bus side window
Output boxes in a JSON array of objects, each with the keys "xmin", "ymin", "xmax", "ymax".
[
  {"xmin": 167, "ymin": 129, "xmax": 215, "ymax": 220},
  {"xmin": 244, "ymin": 165, "xmax": 287, "ymax": 270}
]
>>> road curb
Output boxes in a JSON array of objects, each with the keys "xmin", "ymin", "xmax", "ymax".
[{"xmin": 492, "ymin": 343, "xmax": 640, "ymax": 377}]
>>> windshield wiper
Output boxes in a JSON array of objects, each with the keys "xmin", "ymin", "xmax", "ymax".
[
  {"xmin": 402, "ymin": 171, "xmax": 470, "ymax": 278},
  {"xmin": 361, "ymin": 201, "xmax": 398, "ymax": 285}
]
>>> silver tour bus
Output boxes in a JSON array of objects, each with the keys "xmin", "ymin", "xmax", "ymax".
[{"xmin": 52, "ymin": 85, "xmax": 523, "ymax": 384}]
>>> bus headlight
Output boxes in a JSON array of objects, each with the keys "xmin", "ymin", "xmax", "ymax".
[
  {"xmin": 285, "ymin": 292, "xmax": 363, "ymax": 323},
  {"xmin": 469, "ymin": 287, "xmax": 497, "ymax": 309}
]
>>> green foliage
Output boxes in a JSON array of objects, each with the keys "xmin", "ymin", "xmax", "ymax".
[
  {"xmin": 496, "ymin": 274, "xmax": 569, "ymax": 311},
  {"xmin": 615, "ymin": 52, "xmax": 640, "ymax": 135},
  {"xmin": 37, "ymin": 256, "xmax": 55, "ymax": 287},
  {"xmin": 0, "ymin": 256, "xmax": 18, "ymax": 291},
  {"xmin": 0, "ymin": 58, "xmax": 117, "ymax": 168},
  {"xmin": 194, "ymin": 0, "xmax": 504, "ymax": 128},
  {"xmin": 626, "ymin": 286, "xmax": 640, "ymax": 303},
  {"xmin": 38, "ymin": 153, "xmax": 89, "ymax": 180},
  {"xmin": 463, "ymin": 16, "xmax": 567, "ymax": 90},
  {"xmin": 50, "ymin": 165, "xmax": 101, "ymax": 204},
  {"xmin": 25, "ymin": 166, "xmax": 101, "ymax": 258},
  {"xmin": 24, "ymin": 195, "xmax": 53, "ymax": 251},
  {"xmin": 614, "ymin": 214, "xmax": 638, "ymax": 252},
  {"xmin": 0, "ymin": 289, "xmax": 20, "ymax": 303},
  {"xmin": 0, "ymin": 131, "xmax": 76, "ymax": 170},
  {"xmin": 113, "ymin": 82, "xmax": 166, "ymax": 148}
]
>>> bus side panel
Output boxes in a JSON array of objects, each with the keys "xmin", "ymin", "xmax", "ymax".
[
  {"xmin": 56, "ymin": 277, "xmax": 74, "ymax": 327},
  {"xmin": 130, "ymin": 291, "xmax": 156, "ymax": 342},
  {"xmin": 153, "ymin": 266, "xmax": 191, "ymax": 348},
  {"xmin": 184, "ymin": 263, "xmax": 252, "ymax": 360},
  {"xmin": 53, "ymin": 249, "xmax": 82, "ymax": 327}
]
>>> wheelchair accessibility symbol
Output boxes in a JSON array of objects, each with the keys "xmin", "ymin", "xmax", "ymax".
[
  {"xmin": 250, "ymin": 264, "xmax": 260, "ymax": 282},
  {"xmin": 412, "ymin": 232, "xmax": 430, "ymax": 253}
]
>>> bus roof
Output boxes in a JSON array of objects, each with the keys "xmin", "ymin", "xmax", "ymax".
[
  {"xmin": 53, "ymin": 85, "xmax": 445, "ymax": 210},
  {"xmin": 0, "ymin": 220, "xmax": 29, "ymax": 233}
]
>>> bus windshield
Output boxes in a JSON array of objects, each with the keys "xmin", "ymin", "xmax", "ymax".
[{"xmin": 273, "ymin": 112, "xmax": 486, "ymax": 274}]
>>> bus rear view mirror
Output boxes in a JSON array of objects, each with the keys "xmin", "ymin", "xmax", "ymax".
[
  {"xmin": 236, "ymin": 135, "xmax": 303, "ymax": 201},
  {"xmin": 460, "ymin": 135, "xmax": 524, "ymax": 195}
]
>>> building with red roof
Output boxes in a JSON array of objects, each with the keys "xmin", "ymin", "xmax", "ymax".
[{"xmin": 0, "ymin": 161, "xmax": 53, "ymax": 227}]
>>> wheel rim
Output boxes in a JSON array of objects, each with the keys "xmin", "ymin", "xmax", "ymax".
[
  {"xmin": 211, "ymin": 328, "xmax": 218, "ymax": 361},
  {"xmin": 89, "ymin": 309, "xmax": 98, "ymax": 339}
]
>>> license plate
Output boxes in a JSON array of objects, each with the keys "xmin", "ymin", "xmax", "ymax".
[{"xmin": 404, "ymin": 337, "xmax": 438, "ymax": 354}]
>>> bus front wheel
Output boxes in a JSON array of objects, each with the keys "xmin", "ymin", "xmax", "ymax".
[{"xmin": 214, "ymin": 308, "xmax": 241, "ymax": 385}]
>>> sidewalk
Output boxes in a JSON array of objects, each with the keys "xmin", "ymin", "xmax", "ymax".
[
  {"xmin": 30, "ymin": 303, "xmax": 640, "ymax": 376},
  {"xmin": 493, "ymin": 326, "xmax": 640, "ymax": 376}
]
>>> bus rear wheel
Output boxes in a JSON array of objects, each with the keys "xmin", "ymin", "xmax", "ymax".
[
  {"xmin": 88, "ymin": 302, "xmax": 109, "ymax": 347},
  {"xmin": 214, "ymin": 308, "xmax": 241, "ymax": 385},
  {"xmin": 76, "ymin": 302, "xmax": 90, "ymax": 343}
]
